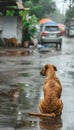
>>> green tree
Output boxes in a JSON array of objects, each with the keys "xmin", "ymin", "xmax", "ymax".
[
  {"xmin": 23, "ymin": 0, "xmax": 56, "ymax": 19},
  {"xmin": 50, "ymin": 10, "xmax": 65, "ymax": 23},
  {"xmin": 66, "ymin": 7, "xmax": 74, "ymax": 20},
  {"xmin": 64, "ymin": 0, "xmax": 74, "ymax": 21},
  {"xmin": 19, "ymin": 10, "xmax": 38, "ymax": 42}
]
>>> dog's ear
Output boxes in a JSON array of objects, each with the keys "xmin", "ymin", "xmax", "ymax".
[
  {"xmin": 45, "ymin": 64, "xmax": 48, "ymax": 70},
  {"xmin": 52, "ymin": 65, "xmax": 57, "ymax": 71}
]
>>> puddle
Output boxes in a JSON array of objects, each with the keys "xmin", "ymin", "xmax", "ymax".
[
  {"xmin": 39, "ymin": 117, "xmax": 62, "ymax": 130},
  {"xmin": 15, "ymin": 120, "xmax": 37, "ymax": 129},
  {"xmin": 0, "ymin": 49, "xmax": 34, "ymax": 56}
]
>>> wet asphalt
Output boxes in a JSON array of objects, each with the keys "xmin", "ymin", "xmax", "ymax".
[{"xmin": 0, "ymin": 36, "xmax": 74, "ymax": 130}]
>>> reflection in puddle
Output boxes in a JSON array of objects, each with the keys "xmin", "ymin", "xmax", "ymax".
[
  {"xmin": 20, "ymin": 50, "xmax": 31, "ymax": 56},
  {"xmin": 0, "ymin": 49, "xmax": 34, "ymax": 56},
  {"xmin": 0, "ymin": 89, "xmax": 19, "ymax": 99},
  {"xmin": 0, "ymin": 81, "xmax": 38, "ymax": 128},
  {"xmin": 15, "ymin": 120, "xmax": 37, "ymax": 129},
  {"xmin": 39, "ymin": 117, "xmax": 62, "ymax": 130}
]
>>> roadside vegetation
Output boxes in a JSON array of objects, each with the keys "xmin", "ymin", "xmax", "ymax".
[
  {"xmin": 64, "ymin": 0, "xmax": 74, "ymax": 21},
  {"xmin": 24, "ymin": 0, "xmax": 56, "ymax": 19}
]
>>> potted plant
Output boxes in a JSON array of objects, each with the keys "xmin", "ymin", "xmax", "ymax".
[{"xmin": 19, "ymin": 11, "xmax": 38, "ymax": 47}]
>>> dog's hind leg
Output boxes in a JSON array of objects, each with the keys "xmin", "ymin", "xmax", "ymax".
[
  {"xmin": 39, "ymin": 99, "xmax": 47, "ymax": 113},
  {"xmin": 55, "ymin": 100, "xmax": 63, "ymax": 116}
]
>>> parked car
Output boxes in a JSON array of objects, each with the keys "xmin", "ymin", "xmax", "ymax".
[
  {"xmin": 65, "ymin": 17, "xmax": 74, "ymax": 37},
  {"xmin": 68, "ymin": 26, "xmax": 74, "ymax": 37},
  {"xmin": 38, "ymin": 23, "xmax": 63, "ymax": 49}
]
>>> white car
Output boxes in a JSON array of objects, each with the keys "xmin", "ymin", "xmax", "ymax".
[{"xmin": 38, "ymin": 23, "xmax": 63, "ymax": 49}]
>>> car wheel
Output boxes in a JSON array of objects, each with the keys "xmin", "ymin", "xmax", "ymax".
[
  {"xmin": 39, "ymin": 39, "xmax": 44, "ymax": 45},
  {"xmin": 59, "ymin": 42, "xmax": 62, "ymax": 49},
  {"xmin": 56, "ymin": 44, "xmax": 58, "ymax": 48}
]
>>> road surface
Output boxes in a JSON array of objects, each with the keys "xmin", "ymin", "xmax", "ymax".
[{"xmin": 0, "ymin": 36, "xmax": 74, "ymax": 130}]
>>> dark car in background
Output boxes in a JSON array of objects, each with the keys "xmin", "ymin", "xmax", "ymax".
[
  {"xmin": 65, "ymin": 18, "xmax": 74, "ymax": 37},
  {"xmin": 38, "ymin": 23, "xmax": 63, "ymax": 49},
  {"xmin": 65, "ymin": 26, "xmax": 74, "ymax": 37}
]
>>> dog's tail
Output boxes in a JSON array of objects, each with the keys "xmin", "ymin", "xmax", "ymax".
[{"xmin": 29, "ymin": 112, "xmax": 56, "ymax": 117}]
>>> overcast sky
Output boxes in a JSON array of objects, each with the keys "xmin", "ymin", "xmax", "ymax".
[{"xmin": 54, "ymin": 0, "xmax": 69, "ymax": 14}]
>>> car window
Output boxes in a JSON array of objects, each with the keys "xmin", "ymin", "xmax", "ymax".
[{"xmin": 44, "ymin": 26, "xmax": 60, "ymax": 31}]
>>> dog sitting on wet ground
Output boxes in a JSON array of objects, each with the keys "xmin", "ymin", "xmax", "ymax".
[{"xmin": 29, "ymin": 64, "xmax": 63, "ymax": 117}]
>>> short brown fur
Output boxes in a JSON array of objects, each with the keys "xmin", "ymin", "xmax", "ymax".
[
  {"xmin": 39, "ymin": 64, "xmax": 63, "ymax": 117},
  {"xmin": 4, "ymin": 37, "xmax": 18, "ymax": 47}
]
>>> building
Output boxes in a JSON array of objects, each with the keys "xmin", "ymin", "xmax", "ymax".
[
  {"xmin": 0, "ymin": 16, "xmax": 23, "ymax": 45},
  {"xmin": 0, "ymin": 0, "xmax": 26, "ymax": 46}
]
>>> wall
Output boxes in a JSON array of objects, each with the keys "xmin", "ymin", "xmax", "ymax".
[{"xmin": 0, "ymin": 16, "xmax": 23, "ymax": 44}]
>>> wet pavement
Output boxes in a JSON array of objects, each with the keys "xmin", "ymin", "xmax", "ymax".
[{"xmin": 0, "ymin": 36, "xmax": 74, "ymax": 130}]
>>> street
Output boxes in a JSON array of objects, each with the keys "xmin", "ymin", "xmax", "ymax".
[{"xmin": 0, "ymin": 36, "xmax": 74, "ymax": 130}]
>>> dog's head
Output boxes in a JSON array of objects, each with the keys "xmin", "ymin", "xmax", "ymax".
[{"xmin": 40, "ymin": 64, "xmax": 57, "ymax": 77}]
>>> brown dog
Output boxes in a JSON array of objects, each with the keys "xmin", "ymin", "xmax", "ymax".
[
  {"xmin": 39, "ymin": 64, "xmax": 63, "ymax": 117},
  {"xmin": 4, "ymin": 37, "xmax": 18, "ymax": 47},
  {"xmin": 29, "ymin": 64, "xmax": 63, "ymax": 117}
]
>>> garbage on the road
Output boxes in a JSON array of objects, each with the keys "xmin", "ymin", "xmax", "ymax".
[
  {"xmin": 37, "ymin": 44, "xmax": 51, "ymax": 51},
  {"xmin": 29, "ymin": 45, "xmax": 35, "ymax": 49},
  {"xmin": 37, "ymin": 44, "xmax": 50, "ymax": 48}
]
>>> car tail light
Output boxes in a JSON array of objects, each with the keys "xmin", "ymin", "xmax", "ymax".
[
  {"xmin": 57, "ymin": 31, "xmax": 63, "ymax": 36},
  {"xmin": 41, "ymin": 32, "xmax": 48, "ymax": 36}
]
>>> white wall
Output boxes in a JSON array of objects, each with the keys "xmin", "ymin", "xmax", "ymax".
[{"xmin": 0, "ymin": 16, "xmax": 23, "ymax": 43}]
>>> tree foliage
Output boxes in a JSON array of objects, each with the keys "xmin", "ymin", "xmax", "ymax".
[
  {"xmin": 66, "ymin": 7, "xmax": 74, "ymax": 20},
  {"xmin": 64, "ymin": 0, "xmax": 74, "ymax": 21},
  {"xmin": 19, "ymin": 10, "xmax": 38, "ymax": 41},
  {"xmin": 23, "ymin": 0, "xmax": 56, "ymax": 19},
  {"xmin": 0, "ymin": 0, "xmax": 56, "ymax": 19}
]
